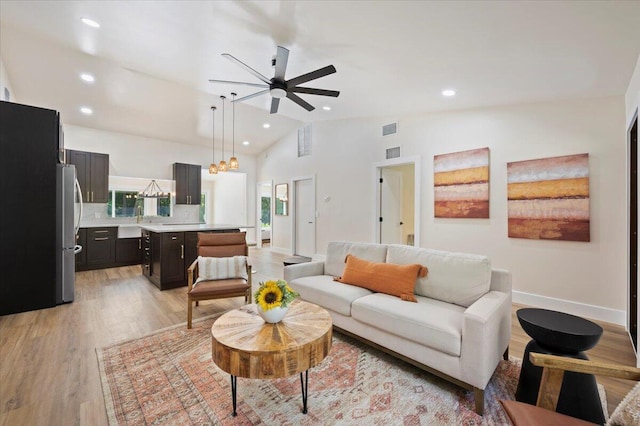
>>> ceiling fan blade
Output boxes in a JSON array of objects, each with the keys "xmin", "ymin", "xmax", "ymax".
[
  {"xmin": 273, "ymin": 46, "xmax": 289, "ymax": 82},
  {"xmin": 286, "ymin": 92, "xmax": 315, "ymax": 111},
  {"xmin": 286, "ymin": 65, "xmax": 336, "ymax": 87},
  {"xmin": 208, "ymin": 79, "xmax": 269, "ymax": 89},
  {"xmin": 270, "ymin": 98, "xmax": 280, "ymax": 114},
  {"xmin": 222, "ymin": 53, "xmax": 272, "ymax": 85},
  {"xmin": 233, "ymin": 89, "xmax": 270, "ymax": 103},
  {"xmin": 289, "ymin": 87, "xmax": 340, "ymax": 97}
]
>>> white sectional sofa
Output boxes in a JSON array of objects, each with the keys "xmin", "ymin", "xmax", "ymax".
[{"xmin": 284, "ymin": 241, "xmax": 512, "ymax": 415}]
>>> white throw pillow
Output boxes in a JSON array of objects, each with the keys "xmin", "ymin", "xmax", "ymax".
[{"xmin": 197, "ymin": 256, "xmax": 248, "ymax": 282}]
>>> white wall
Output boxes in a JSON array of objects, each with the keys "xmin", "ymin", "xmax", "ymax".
[
  {"xmin": 64, "ymin": 124, "xmax": 258, "ymax": 242},
  {"xmin": 0, "ymin": 56, "xmax": 15, "ymax": 101},
  {"xmin": 258, "ymin": 96, "xmax": 628, "ymax": 324}
]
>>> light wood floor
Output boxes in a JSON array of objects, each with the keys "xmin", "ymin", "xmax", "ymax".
[{"xmin": 0, "ymin": 246, "xmax": 636, "ymax": 425}]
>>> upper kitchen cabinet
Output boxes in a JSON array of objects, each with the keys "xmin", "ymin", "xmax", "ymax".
[
  {"xmin": 67, "ymin": 149, "xmax": 109, "ymax": 203},
  {"xmin": 173, "ymin": 163, "xmax": 201, "ymax": 205}
]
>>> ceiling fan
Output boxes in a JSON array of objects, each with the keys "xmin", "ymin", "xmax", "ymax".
[{"xmin": 209, "ymin": 46, "xmax": 339, "ymax": 114}]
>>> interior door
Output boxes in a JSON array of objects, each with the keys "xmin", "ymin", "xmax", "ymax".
[
  {"xmin": 380, "ymin": 168, "xmax": 403, "ymax": 244},
  {"xmin": 295, "ymin": 178, "xmax": 315, "ymax": 257}
]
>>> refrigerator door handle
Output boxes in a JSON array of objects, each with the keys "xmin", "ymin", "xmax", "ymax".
[{"xmin": 75, "ymin": 177, "xmax": 83, "ymax": 237}]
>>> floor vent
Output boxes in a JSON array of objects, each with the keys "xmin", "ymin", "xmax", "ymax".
[
  {"xmin": 298, "ymin": 124, "xmax": 312, "ymax": 157},
  {"xmin": 382, "ymin": 122, "xmax": 398, "ymax": 136},
  {"xmin": 386, "ymin": 146, "xmax": 401, "ymax": 159}
]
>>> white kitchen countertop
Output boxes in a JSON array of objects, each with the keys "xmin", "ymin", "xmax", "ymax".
[{"xmin": 138, "ymin": 224, "xmax": 253, "ymax": 233}]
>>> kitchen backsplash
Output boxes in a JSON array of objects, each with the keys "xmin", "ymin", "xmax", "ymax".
[{"xmin": 80, "ymin": 203, "xmax": 200, "ymax": 226}]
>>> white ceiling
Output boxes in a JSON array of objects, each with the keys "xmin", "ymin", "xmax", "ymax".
[{"xmin": 1, "ymin": 1, "xmax": 639, "ymax": 155}]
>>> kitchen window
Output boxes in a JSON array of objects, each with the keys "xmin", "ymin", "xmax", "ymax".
[{"xmin": 108, "ymin": 176, "xmax": 174, "ymax": 218}]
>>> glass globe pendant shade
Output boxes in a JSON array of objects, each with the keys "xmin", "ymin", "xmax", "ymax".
[
  {"xmin": 208, "ymin": 162, "xmax": 218, "ymax": 174},
  {"xmin": 218, "ymin": 160, "xmax": 228, "ymax": 172},
  {"xmin": 228, "ymin": 156, "xmax": 239, "ymax": 169}
]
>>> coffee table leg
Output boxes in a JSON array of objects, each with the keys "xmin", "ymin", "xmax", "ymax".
[
  {"xmin": 230, "ymin": 375, "xmax": 237, "ymax": 417},
  {"xmin": 300, "ymin": 370, "xmax": 308, "ymax": 414}
]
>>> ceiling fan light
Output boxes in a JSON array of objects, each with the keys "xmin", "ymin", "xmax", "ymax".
[
  {"xmin": 208, "ymin": 163, "xmax": 218, "ymax": 174},
  {"xmin": 218, "ymin": 160, "xmax": 228, "ymax": 172},
  {"xmin": 270, "ymin": 88, "xmax": 287, "ymax": 99},
  {"xmin": 228, "ymin": 156, "xmax": 239, "ymax": 169}
]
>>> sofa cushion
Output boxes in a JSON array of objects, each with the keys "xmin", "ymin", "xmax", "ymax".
[
  {"xmin": 335, "ymin": 254, "xmax": 427, "ymax": 302},
  {"xmin": 325, "ymin": 241, "xmax": 388, "ymax": 277},
  {"xmin": 351, "ymin": 293, "xmax": 465, "ymax": 356},
  {"xmin": 386, "ymin": 244, "xmax": 491, "ymax": 307},
  {"xmin": 288, "ymin": 275, "xmax": 373, "ymax": 316}
]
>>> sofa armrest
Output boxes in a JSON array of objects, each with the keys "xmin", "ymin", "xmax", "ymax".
[
  {"xmin": 460, "ymin": 289, "xmax": 512, "ymax": 389},
  {"xmin": 284, "ymin": 261, "xmax": 325, "ymax": 282}
]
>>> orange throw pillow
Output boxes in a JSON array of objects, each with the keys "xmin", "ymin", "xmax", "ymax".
[{"xmin": 334, "ymin": 254, "xmax": 428, "ymax": 302}]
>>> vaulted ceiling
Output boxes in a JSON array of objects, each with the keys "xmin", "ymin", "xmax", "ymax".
[{"xmin": 1, "ymin": 1, "xmax": 639, "ymax": 154}]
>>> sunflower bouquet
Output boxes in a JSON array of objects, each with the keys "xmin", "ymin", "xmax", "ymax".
[{"xmin": 254, "ymin": 279, "xmax": 300, "ymax": 311}]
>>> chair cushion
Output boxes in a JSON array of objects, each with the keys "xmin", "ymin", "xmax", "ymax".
[
  {"xmin": 288, "ymin": 275, "xmax": 373, "ymax": 317},
  {"xmin": 500, "ymin": 400, "xmax": 598, "ymax": 426},
  {"xmin": 386, "ymin": 244, "xmax": 491, "ymax": 307},
  {"xmin": 325, "ymin": 241, "xmax": 388, "ymax": 277},
  {"xmin": 351, "ymin": 293, "xmax": 465, "ymax": 356},
  {"xmin": 335, "ymin": 254, "xmax": 427, "ymax": 302},
  {"xmin": 197, "ymin": 232, "xmax": 247, "ymax": 257},
  {"xmin": 197, "ymin": 256, "xmax": 248, "ymax": 282},
  {"xmin": 608, "ymin": 382, "xmax": 640, "ymax": 426},
  {"xmin": 188, "ymin": 278, "xmax": 249, "ymax": 298}
]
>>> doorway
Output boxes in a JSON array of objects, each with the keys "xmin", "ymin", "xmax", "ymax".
[
  {"xmin": 375, "ymin": 157, "xmax": 420, "ymax": 246},
  {"xmin": 256, "ymin": 181, "xmax": 272, "ymax": 249},
  {"xmin": 292, "ymin": 176, "xmax": 316, "ymax": 257},
  {"xmin": 629, "ymin": 113, "xmax": 638, "ymax": 351}
]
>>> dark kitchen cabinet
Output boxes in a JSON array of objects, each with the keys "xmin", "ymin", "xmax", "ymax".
[
  {"xmin": 67, "ymin": 149, "xmax": 109, "ymax": 203},
  {"xmin": 162, "ymin": 232, "xmax": 185, "ymax": 284},
  {"xmin": 116, "ymin": 238, "xmax": 142, "ymax": 264},
  {"xmin": 76, "ymin": 228, "xmax": 87, "ymax": 268},
  {"xmin": 86, "ymin": 227, "xmax": 117, "ymax": 266},
  {"xmin": 173, "ymin": 163, "xmax": 201, "ymax": 205},
  {"xmin": 185, "ymin": 231, "xmax": 199, "ymax": 270}
]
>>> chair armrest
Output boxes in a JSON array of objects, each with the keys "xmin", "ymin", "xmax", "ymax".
[
  {"xmin": 246, "ymin": 263, "xmax": 252, "ymax": 289},
  {"xmin": 284, "ymin": 261, "xmax": 325, "ymax": 282},
  {"xmin": 529, "ymin": 353, "xmax": 640, "ymax": 411},
  {"xmin": 460, "ymin": 290, "xmax": 512, "ymax": 389},
  {"xmin": 187, "ymin": 258, "xmax": 198, "ymax": 291}
]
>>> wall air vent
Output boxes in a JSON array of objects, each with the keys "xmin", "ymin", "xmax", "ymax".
[
  {"xmin": 298, "ymin": 124, "xmax": 312, "ymax": 157},
  {"xmin": 382, "ymin": 122, "xmax": 398, "ymax": 136},
  {"xmin": 386, "ymin": 146, "xmax": 401, "ymax": 159}
]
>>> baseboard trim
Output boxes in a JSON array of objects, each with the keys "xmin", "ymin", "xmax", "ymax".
[{"xmin": 512, "ymin": 290, "xmax": 626, "ymax": 326}]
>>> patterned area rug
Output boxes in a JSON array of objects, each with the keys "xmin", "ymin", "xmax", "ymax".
[{"xmin": 97, "ymin": 315, "xmax": 520, "ymax": 425}]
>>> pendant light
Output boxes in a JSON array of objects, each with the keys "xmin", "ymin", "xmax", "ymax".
[
  {"xmin": 228, "ymin": 92, "xmax": 239, "ymax": 169},
  {"xmin": 208, "ymin": 106, "xmax": 218, "ymax": 174},
  {"xmin": 218, "ymin": 95, "xmax": 228, "ymax": 172}
]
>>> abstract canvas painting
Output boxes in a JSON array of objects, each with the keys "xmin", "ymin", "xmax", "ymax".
[
  {"xmin": 434, "ymin": 147, "xmax": 490, "ymax": 218},
  {"xmin": 507, "ymin": 153, "xmax": 590, "ymax": 241}
]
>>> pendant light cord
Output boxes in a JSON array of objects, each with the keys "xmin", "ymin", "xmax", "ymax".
[
  {"xmin": 232, "ymin": 93, "xmax": 236, "ymax": 157},
  {"xmin": 211, "ymin": 106, "xmax": 216, "ymax": 163},
  {"xmin": 220, "ymin": 95, "xmax": 225, "ymax": 159}
]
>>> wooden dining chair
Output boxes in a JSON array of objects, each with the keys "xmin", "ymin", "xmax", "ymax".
[
  {"xmin": 186, "ymin": 232, "xmax": 251, "ymax": 329},
  {"xmin": 500, "ymin": 352, "xmax": 640, "ymax": 425}
]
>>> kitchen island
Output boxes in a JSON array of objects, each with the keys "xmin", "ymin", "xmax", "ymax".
[{"xmin": 139, "ymin": 224, "xmax": 249, "ymax": 290}]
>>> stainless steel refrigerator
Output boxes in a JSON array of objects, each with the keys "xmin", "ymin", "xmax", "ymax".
[
  {"xmin": 0, "ymin": 101, "xmax": 81, "ymax": 315},
  {"xmin": 56, "ymin": 164, "xmax": 83, "ymax": 304}
]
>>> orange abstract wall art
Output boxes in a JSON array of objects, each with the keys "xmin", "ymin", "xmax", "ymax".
[
  {"xmin": 434, "ymin": 147, "xmax": 490, "ymax": 218},
  {"xmin": 507, "ymin": 153, "xmax": 590, "ymax": 242}
]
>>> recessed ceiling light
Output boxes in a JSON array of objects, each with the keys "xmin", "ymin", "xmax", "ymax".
[
  {"xmin": 80, "ymin": 73, "xmax": 95, "ymax": 83},
  {"xmin": 242, "ymin": 141, "xmax": 250, "ymax": 146},
  {"xmin": 263, "ymin": 123, "xmax": 270, "ymax": 129},
  {"xmin": 81, "ymin": 17, "xmax": 100, "ymax": 28},
  {"xmin": 322, "ymin": 106, "xmax": 331, "ymax": 111},
  {"xmin": 80, "ymin": 106, "xmax": 93, "ymax": 115},
  {"xmin": 442, "ymin": 89, "xmax": 456, "ymax": 97}
]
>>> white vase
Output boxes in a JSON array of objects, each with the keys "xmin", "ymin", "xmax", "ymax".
[{"xmin": 257, "ymin": 305, "xmax": 288, "ymax": 323}]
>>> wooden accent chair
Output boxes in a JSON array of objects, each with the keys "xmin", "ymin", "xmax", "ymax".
[
  {"xmin": 186, "ymin": 232, "xmax": 251, "ymax": 329},
  {"xmin": 501, "ymin": 352, "xmax": 640, "ymax": 425}
]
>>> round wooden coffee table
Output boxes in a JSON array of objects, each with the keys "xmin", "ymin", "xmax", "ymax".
[{"xmin": 211, "ymin": 300, "xmax": 332, "ymax": 416}]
